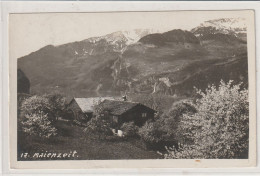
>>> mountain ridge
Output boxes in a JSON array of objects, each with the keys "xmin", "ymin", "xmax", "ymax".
[{"xmin": 18, "ymin": 19, "xmax": 248, "ymax": 99}]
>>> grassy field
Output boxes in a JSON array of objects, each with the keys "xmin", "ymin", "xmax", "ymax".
[{"xmin": 18, "ymin": 120, "xmax": 162, "ymax": 160}]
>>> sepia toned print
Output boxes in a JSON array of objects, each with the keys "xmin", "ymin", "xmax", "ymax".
[{"xmin": 9, "ymin": 10, "xmax": 256, "ymax": 168}]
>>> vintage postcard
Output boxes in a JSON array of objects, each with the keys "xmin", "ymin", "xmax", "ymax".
[{"xmin": 9, "ymin": 10, "xmax": 256, "ymax": 169}]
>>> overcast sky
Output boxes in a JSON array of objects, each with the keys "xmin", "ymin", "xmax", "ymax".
[{"xmin": 10, "ymin": 11, "xmax": 247, "ymax": 59}]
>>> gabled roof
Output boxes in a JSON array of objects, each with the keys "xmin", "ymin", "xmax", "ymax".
[
  {"xmin": 73, "ymin": 97, "xmax": 114, "ymax": 113},
  {"xmin": 99, "ymin": 99, "xmax": 144, "ymax": 115}
]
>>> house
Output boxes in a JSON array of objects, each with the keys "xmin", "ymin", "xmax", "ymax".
[
  {"xmin": 67, "ymin": 97, "xmax": 114, "ymax": 122},
  {"xmin": 98, "ymin": 99, "xmax": 156, "ymax": 127}
]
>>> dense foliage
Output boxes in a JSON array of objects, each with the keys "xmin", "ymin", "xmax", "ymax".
[
  {"xmin": 164, "ymin": 80, "xmax": 249, "ymax": 159},
  {"xmin": 45, "ymin": 93, "xmax": 66, "ymax": 121},
  {"xmin": 138, "ymin": 101, "xmax": 196, "ymax": 149},
  {"xmin": 138, "ymin": 120, "xmax": 165, "ymax": 144},
  {"xmin": 120, "ymin": 122, "xmax": 139, "ymax": 137}
]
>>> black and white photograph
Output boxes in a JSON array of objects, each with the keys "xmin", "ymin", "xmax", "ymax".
[{"xmin": 10, "ymin": 10, "xmax": 255, "ymax": 164}]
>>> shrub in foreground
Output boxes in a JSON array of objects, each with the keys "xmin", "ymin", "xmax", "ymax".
[
  {"xmin": 84, "ymin": 115, "xmax": 113, "ymax": 140},
  {"xmin": 120, "ymin": 121, "xmax": 139, "ymax": 137},
  {"xmin": 21, "ymin": 95, "xmax": 52, "ymax": 117},
  {"xmin": 20, "ymin": 93, "xmax": 67, "ymax": 122},
  {"xmin": 138, "ymin": 120, "xmax": 166, "ymax": 149},
  {"xmin": 165, "ymin": 80, "xmax": 249, "ymax": 159},
  {"xmin": 21, "ymin": 112, "xmax": 57, "ymax": 138}
]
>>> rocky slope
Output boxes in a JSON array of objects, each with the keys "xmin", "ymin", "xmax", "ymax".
[
  {"xmin": 114, "ymin": 29, "xmax": 247, "ymax": 96},
  {"xmin": 18, "ymin": 29, "xmax": 157, "ymax": 96}
]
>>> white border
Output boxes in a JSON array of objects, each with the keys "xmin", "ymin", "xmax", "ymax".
[{"xmin": 1, "ymin": 1, "xmax": 260, "ymax": 175}]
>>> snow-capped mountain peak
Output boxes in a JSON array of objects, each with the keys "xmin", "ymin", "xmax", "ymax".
[
  {"xmin": 202, "ymin": 18, "xmax": 246, "ymax": 32},
  {"xmin": 87, "ymin": 29, "xmax": 160, "ymax": 45},
  {"xmin": 191, "ymin": 18, "xmax": 247, "ymax": 40}
]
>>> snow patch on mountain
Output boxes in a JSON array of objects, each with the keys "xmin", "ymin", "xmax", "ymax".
[
  {"xmin": 122, "ymin": 29, "xmax": 161, "ymax": 45},
  {"xmin": 203, "ymin": 18, "xmax": 246, "ymax": 32},
  {"xmin": 87, "ymin": 29, "xmax": 160, "ymax": 45},
  {"xmin": 192, "ymin": 18, "xmax": 247, "ymax": 37}
]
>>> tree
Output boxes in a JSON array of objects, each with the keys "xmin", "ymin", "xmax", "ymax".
[
  {"xmin": 45, "ymin": 93, "xmax": 66, "ymax": 121},
  {"xmin": 21, "ymin": 112, "xmax": 57, "ymax": 138},
  {"xmin": 138, "ymin": 120, "xmax": 166, "ymax": 148},
  {"xmin": 83, "ymin": 115, "xmax": 112, "ymax": 140},
  {"xmin": 83, "ymin": 101, "xmax": 113, "ymax": 139},
  {"xmin": 165, "ymin": 80, "xmax": 249, "ymax": 159},
  {"xmin": 162, "ymin": 101, "xmax": 197, "ymax": 143}
]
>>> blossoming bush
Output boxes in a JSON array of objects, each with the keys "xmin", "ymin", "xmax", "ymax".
[
  {"xmin": 20, "ymin": 94, "xmax": 67, "ymax": 122},
  {"xmin": 164, "ymin": 80, "xmax": 249, "ymax": 159},
  {"xmin": 19, "ymin": 94, "xmax": 66, "ymax": 138},
  {"xmin": 21, "ymin": 95, "xmax": 52, "ymax": 117},
  {"xmin": 21, "ymin": 112, "xmax": 57, "ymax": 138}
]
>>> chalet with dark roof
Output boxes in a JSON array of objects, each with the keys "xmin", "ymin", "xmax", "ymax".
[
  {"xmin": 67, "ymin": 97, "xmax": 156, "ymax": 126},
  {"xmin": 98, "ymin": 99, "xmax": 156, "ymax": 126}
]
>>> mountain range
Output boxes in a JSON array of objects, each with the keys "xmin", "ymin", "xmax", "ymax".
[{"xmin": 18, "ymin": 18, "xmax": 248, "ymax": 99}]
